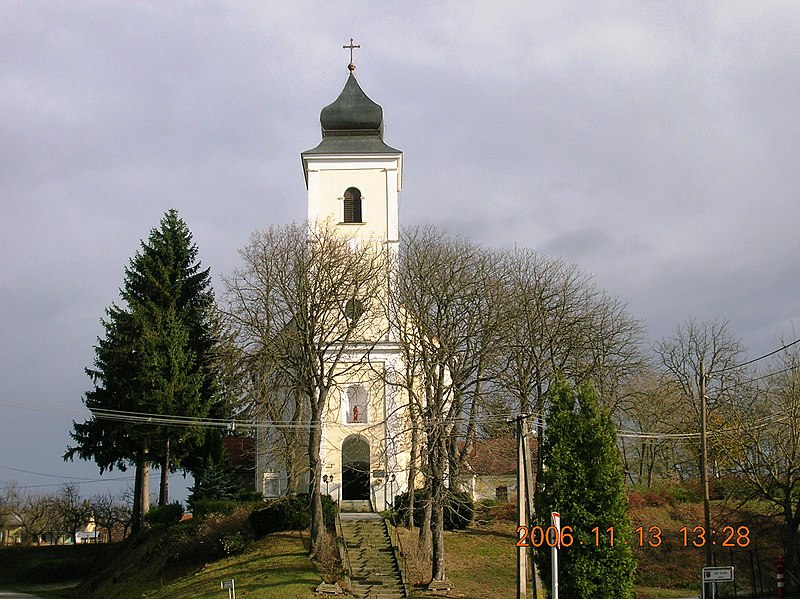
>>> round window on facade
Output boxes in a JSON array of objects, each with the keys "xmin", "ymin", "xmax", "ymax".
[{"xmin": 345, "ymin": 298, "xmax": 366, "ymax": 322}]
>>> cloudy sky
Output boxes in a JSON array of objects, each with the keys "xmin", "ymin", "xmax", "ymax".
[{"xmin": 2, "ymin": 1, "xmax": 798, "ymax": 500}]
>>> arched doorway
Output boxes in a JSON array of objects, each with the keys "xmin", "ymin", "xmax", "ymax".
[{"xmin": 342, "ymin": 435, "xmax": 370, "ymax": 500}]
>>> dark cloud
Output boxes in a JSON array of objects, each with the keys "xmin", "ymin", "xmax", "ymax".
[{"xmin": 1, "ymin": 2, "xmax": 798, "ymax": 498}]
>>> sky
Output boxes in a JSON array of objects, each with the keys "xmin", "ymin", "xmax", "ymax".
[{"xmin": 1, "ymin": 1, "xmax": 799, "ymax": 502}]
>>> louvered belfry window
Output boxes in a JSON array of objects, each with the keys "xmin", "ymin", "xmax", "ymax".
[{"xmin": 343, "ymin": 187, "xmax": 362, "ymax": 223}]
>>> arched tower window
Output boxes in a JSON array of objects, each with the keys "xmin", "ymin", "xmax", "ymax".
[{"xmin": 343, "ymin": 187, "xmax": 363, "ymax": 223}]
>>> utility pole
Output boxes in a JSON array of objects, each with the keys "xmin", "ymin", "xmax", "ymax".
[
  {"xmin": 517, "ymin": 416, "xmax": 528, "ymax": 599},
  {"xmin": 522, "ymin": 417, "xmax": 541, "ymax": 597},
  {"xmin": 700, "ymin": 359, "xmax": 713, "ymax": 581}
]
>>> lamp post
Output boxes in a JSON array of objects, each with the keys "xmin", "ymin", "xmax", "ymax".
[{"xmin": 323, "ymin": 474, "xmax": 331, "ymax": 496}]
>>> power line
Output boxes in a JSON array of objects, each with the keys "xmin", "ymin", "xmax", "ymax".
[
  {"xmin": 736, "ymin": 363, "xmax": 800, "ymax": 387},
  {"xmin": 712, "ymin": 337, "xmax": 800, "ymax": 374},
  {"xmin": 9, "ymin": 477, "xmax": 136, "ymax": 490},
  {"xmin": 0, "ymin": 465, "xmax": 106, "ymax": 482}
]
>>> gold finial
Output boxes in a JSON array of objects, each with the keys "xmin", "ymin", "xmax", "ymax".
[{"xmin": 343, "ymin": 37, "xmax": 360, "ymax": 72}]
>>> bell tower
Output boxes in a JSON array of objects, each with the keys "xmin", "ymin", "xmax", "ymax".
[{"xmin": 301, "ymin": 60, "xmax": 402, "ymax": 255}]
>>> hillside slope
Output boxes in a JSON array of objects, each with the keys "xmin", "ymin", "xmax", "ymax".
[{"xmin": 71, "ymin": 511, "xmax": 321, "ymax": 599}]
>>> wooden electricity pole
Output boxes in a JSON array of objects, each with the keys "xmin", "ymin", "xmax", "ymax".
[
  {"xmin": 517, "ymin": 416, "xmax": 528, "ymax": 599},
  {"xmin": 699, "ymin": 359, "xmax": 712, "ymax": 569}
]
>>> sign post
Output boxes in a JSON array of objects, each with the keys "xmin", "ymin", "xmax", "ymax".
[
  {"xmin": 220, "ymin": 578, "xmax": 235, "ymax": 599},
  {"xmin": 701, "ymin": 566, "xmax": 733, "ymax": 599},
  {"xmin": 551, "ymin": 511, "xmax": 560, "ymax": 599}
]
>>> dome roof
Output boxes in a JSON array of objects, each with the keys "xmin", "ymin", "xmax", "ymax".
[{"xmin": 320, "ymin": 73, "xmax": 384, "ymax": 138}]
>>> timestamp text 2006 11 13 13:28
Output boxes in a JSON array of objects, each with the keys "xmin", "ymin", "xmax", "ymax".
[{"xmin": 516, "ymin": 525, "xmax": 751, "ymax": 548}]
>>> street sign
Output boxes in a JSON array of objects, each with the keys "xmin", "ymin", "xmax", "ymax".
[
  {"xmin": 551, "ymin": 512, "xmax": 560, "ymax": 599},
  {"xmin": 551, "ymin": 512, "xmax": 561, "ymax": 548},
  {"xmin": 703, "ymin": 566, "xmax": 734, "ymax": 582},
  {"xmin": 221, "ymin": 579, "xmax": 236, "ymax": 599}
]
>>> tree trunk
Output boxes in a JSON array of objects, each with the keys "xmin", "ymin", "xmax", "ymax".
[
  {"xmin": 159, "ymin": 438, "xmax": 170, "ymax": 506},
  {"xmin": 418, "ymin": 496, "xmax": 432, "ymax": 553},
  {"xmin": 430, "ymin": 434, "xmax": 447, "ymax": 582},
  {"xmin": 142, "ymin": 456, "xmax": 150, "ymax": 516},
  {"xmin": 785, "ymin": 504, "xmax": 799, "ymax": 593},
  {"xmin": 308, "ymin": 397, "xmax": 324, "ymax": 559},
  {"xmin": 405, "ymin": 406, "xmax": 419, "ymax": 530},
  {"xmin": 131, "ymin": 458, "xmax": 141, "ymax": 535},
  {"xmin": 131, "ymin": 450, "xmax": 150, "ymax": 535},
  {"xmin": 406, "ymin": 418, "xmax": 418, "ymax": 529}
]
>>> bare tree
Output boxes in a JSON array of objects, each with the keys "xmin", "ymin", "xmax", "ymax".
[
  {"xmin": 390, "ymin": 227, "xmax": 505, "ymax": 585},
  {"xmin": 492, "ymin": 247, "xmax": 644, "ymax": 534},
  {"xmin": 52, "ymin": 483, "xmax": 92, "ymax": 544},
  {"xmin": 221, "ymin": 221, "xmax": 388, "ymax": 558},
  {"xmin": 616, "ymin": 371, "xmax": 690, "ymax": 486},
  {"xmin": 0, "ymin": 483, "xmax": 11, "ymax": 532},
  {"xmin": 723, "ymin": 344, "xmax": 800, "ymax": 592},
  {"xmin": 654, "ymin": 318, "xmax": 747, "ymax": 477},
  {"xmin": 0, "ymin": 482, "xmax": 22, "ymax": 544},
  {"xmin": 90, "ymin": 491, "xmax": 132, "ymax": 542},
  {"xmin": 214, "ymin": 329, "xmax": 309, "ymax": 494},
  {"xmin": 495, "ymin": 248, "xmax": 643, "ymax": 419},
  {"xmin": 16, "ymin": 492, "xmax": 58, "ymax": 545}
]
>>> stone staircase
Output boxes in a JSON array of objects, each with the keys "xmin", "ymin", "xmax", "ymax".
[
  {"xmin": 339, "ymin": 514, "xmax": 406, "ymax": 598},
  {"xmin": 339, "ymin": 499, "xmax": 372, "ymax": 513}
]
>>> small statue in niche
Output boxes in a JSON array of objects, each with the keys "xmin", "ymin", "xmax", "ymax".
[{"xmin": 352, "ymin": 405, "xmax": 360, "ymax": 423}]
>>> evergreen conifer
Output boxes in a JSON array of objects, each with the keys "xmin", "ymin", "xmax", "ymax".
[
  {"xmin": 66, "ymin": 209, "xmax": 221, "ymax": 532},
  {"xmin": 534, "ymin": 379, "xmax": 635, "ymax": 598}
]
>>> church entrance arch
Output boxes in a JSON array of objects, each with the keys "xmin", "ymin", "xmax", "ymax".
[{"xmin": 341, "ymin": 435, "xmax": 370, "ymax": 501}]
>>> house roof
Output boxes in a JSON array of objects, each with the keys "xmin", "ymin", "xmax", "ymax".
[
  {"xmin": 463, "ymin": 436, "xmax": 522, "ymax": 476},
  {"xmin": 222, "ymin": 437, "xmax": 256, "ymax": 470}
]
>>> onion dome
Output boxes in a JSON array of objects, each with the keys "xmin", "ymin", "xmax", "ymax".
[
  {"xmin": 320, "ymin": 74, "xmax": 384, "ymax": 138},
  {"xmin": 303, "ymin": 73, "xmax": 399, "ymax": 156}
]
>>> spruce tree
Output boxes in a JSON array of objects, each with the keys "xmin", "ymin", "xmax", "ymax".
[
  {"xmin": 534, "ymin": 379, "xmax": 635, "ymax": 598},
  {"xmin": 186, "ymin": 454, "xmax": 244, "ymax": 510},
  {"xmin": 67, "ymin": 209, "xmax": 221, "ymax": 531}
]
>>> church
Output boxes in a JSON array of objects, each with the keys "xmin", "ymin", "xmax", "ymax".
[{"xmin": 255, "ymin": 53, "xmax": 414, "ymax": 512}]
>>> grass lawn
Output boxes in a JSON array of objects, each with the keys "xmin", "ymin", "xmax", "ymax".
[
  {"xmin": 394, "ymin": 500, "xmax": 780, "ymax": 599},
  {"xmin": 399, "ymin": 521, "xmax": 518, "ymax": 598},
  {"xmin": 2, "ymin": 499, "xmax": 780, "ymax": 599},
  {"xmin": 90, "ymin": 531, "xmax": 321, "ymax": 599}
]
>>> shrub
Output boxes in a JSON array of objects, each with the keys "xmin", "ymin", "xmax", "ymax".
[
  {"xmin": 191, "ymin": 499, "xmax": 242, "ymax": 520},
  {"xmin": 474, "ymin": 499, "xmax": 516, "ymax": 524},
  {"xmin": 144, "ymin": 502, "xmax": 184, "ymax": 527},
  {"xmin": 393, "ymin": 489, "xmax": 474, "ymax": 530},
  {"xmin": 319, "ymin": 493, "xmax": 338, "ymax": 528},
  {"xmin": 219, "ymin": 531, "xmax": 250, "ymax": 555},
  {"xmin": 445, "ymin": 491, "xmax": 474, "ymax": 529},
  {"xmin": 239, "ymin": 491, "xmax": 264, "ymax": 502},
  {"xmin": 162, "ymin": 509, "xmax": 252, "ymax": 569},
  {"xmin": 249, "ymin": 493, "xmax": 338, "ymax": 537},
  {"xmin": 627, "ymin": 489, "xmax": 668, "ymax": 509},
  {"xmin": 715, "ymin": 476, "xmax": 752, "ymax": 500}
]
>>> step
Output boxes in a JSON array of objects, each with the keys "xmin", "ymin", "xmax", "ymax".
[{"xmin": 339, "ymin": 516, "xmax": 406, "ymax": 598}]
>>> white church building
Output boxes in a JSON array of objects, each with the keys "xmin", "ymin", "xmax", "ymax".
[{"xmin": 255, "ymin": 61, "xmax": 414, "ymax": 512}]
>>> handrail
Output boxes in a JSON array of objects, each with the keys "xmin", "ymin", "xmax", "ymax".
[
  {"xmin": 383, "ymin": 516, "xmax": 411, "ymax": 598},
  {"xmin": 334, "ymin": 511, "xmax": 352, "ymax": 594}
]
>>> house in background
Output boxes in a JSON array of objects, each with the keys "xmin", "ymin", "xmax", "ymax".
[
  {"xmin": 457, "ymin": 436, "xmax": 523, "ymax": 503},
  {"xmin": 0, "ymin": 513, "xmax": 23, "ymax": 545},
  {"xmin": 222, "ymin": 437, "xmax": 256, "ymax": 494}
]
